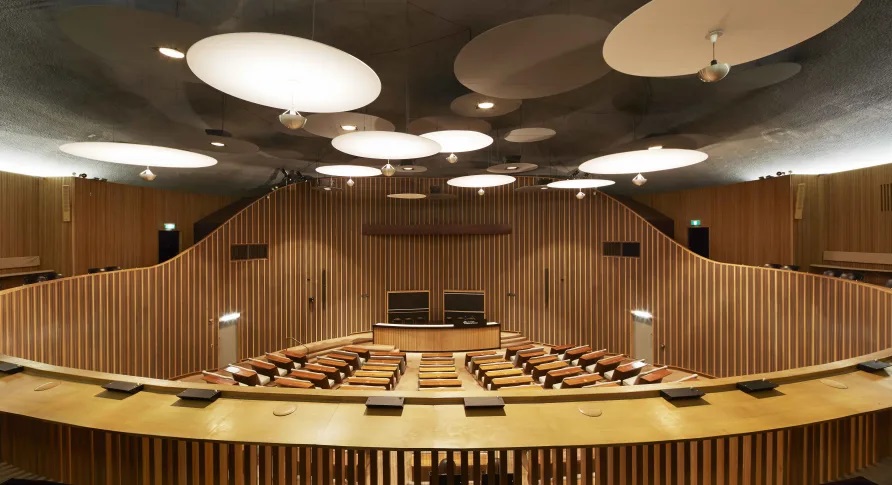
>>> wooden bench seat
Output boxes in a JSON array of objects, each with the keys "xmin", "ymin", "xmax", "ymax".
[
  {"xmin": 316, "ymin": 357, "xmax": 353, "ymax": 376},
  {"xmin": 491, "ymin": 375, "xmax": 534, "ymax": 390},
  {"xmin": 468, "ymin": 356, "xmax": 505, "ymax": 372},
  {"xmin": 265, "ymin": 352, "xmax": 296, "ymax": 371},
  {"xmin": 505, "ymin": 343, "xmax": 534, "ymax": 358},
  {"xmin": 422, "ymin": 352, "xmax": 453, "ymax": 358},
  {"xmin": 417, "ymin": 372, "xmax": 459, "ymax": 380},
  {"xmin": 354, "ymin": 370, "xmax": 396, "ymax": 383},
  {"xmin": 476, "ymin": 362, "xmax": 513, "ymax": 379},
  {"xmin": 362, "ymin": 364, "xmax": 400, "ymax": 378},
  {"xmin": 418, "ymin": 379, "xmax": 462, "ymax": 389},
  {"xmin": 341, "ymin": 345, "xmax": 372, "ymax": 360},
  {"xmin": 246, "ymin": 358, "xmax": 282, "ymax": 378},
  {"xmin": 635, "ymin": 367, "xmax": 672, "ymax": 385},
  {"xmin": 418, "ymin": 366, "xmax": 455, "ymax": 373},
  {"xmin": 483, "ymin": 368, "xmax": 523, "ymax": 388},
  {"xmin": 369, "ymin": 350, "xmax": 406, "ymax": 363},
  {"xmin": 328, "ymin": 351, "xmax": 361, "ymax": 368},
  {"xmin": 543, "ymin": 366, "xmax": 583, "ymax": 389},
  {"xmin": 532, "ymin": 360, "xmax": 568, "ymax": 380},
  {"xmin": 421, "ymin": 357, "xmax": 455, "ymax": 364},
  {"xmin": 338, "ymin": 384, "xmax": 387, "ymax": 390},
  {"xmin": 585, "ymin": 380, "xmax": 620, "ymax": 388},
  {"xmin": 366, "ymin": 357, "xmax": 407, "ymax": 373},
  {"xmin": 523, "ymin": 354, "xmax": 558, "ymax": 373},
  {"xmin": 593, "ymin": 354, "xmax": 625, "ymax": 375},
  {"xmin": 464, "ymin": 350, "xmax": 498, "ymax": 365},
  {"xmin": 200, "ymin": 371, "xmax": 238, "ymax": 386},
  {"xmin": 289, "ymin": 369, "xmax": 332, "ymax": 389},
  {"xmin": 225, "ymin": 365, "xmax": 269, "ymax": 386},
  {"xmin": 606, "ymin": 360, "xmax": 646, "ymax": 381},
  {"xmin": 578, "ymin": 350, "xmax": 608, "ymax": 372},
  {"xmin": 561, "ymin": 373, "xmax": 604, "ymax": 389},
  {"xmin": 515, "ymin": 349, "xmax": 546, "ymax": 366},
  {"xmin": 282, "ymin": 349, "xmax": 308, "ymax": 365},
  {"xmin": 346, "ymin": 376, "xmax": 391, "ymax": 390},
  {"xmin": 274, "ymin": 376, "xmax": 315, "ymax": 389},
  {"xmin": 549, "ymin": 344, "xmax": 575, "ymax": 355},
  {"xmin": 303, "ymin": 363, "xmax": 341, "ymax": 383},
  {"xmin": 563, "ymin": 345, "xmax": 592, "ymax": 362}
]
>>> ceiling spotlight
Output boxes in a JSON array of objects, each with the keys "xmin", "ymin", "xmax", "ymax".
[
  {"xmin": 323, "ymin": 187, "xmax": 332, "ymax": 191},
  {"xmin": 447, "ymin": 153, "xmax": 458, "ymax": 164},
  {"xmin": 403, "ymin": 166, "xmax": 414, "ymax": 171},
  {"xmin": 698, "ymin": 30, "xmax": 730, "ymax": 83},
  {"xmin": 347, "ymin": 178, "xmax": 355, "ymax": 187},
  {"xmin": 576, "ymin": 190, "xmax": 586, "ymax": 200},
  {"xmin": 279, "ymin": 109, "xmax": 307, "ymax": 130},
  {"xmin": 648, "ymin": 145, "xmax": 663, "ymax": 150},
  {"xmin": 506, "ymin": 166, "xmax": 518, "ymax": 170},
  {"xmin": 210, "ymin": 141, "xmax": 225, "ymax": 147},
  {"xmin": 156, "ymin": 47, "xmax": 185, "ymax": 59},
  {"xmin": 139, "ymin": 167, "xmax": 156, "ymax": 181},
  {"xmin": 476, "ymin": 101, "xmax": 495, "ymax": 110},
  {"xmin": 381, "ymin": 162, "xmax": 396, "ymax": 177},
  {"xmin": 632, "ymin": 173, "xmax": 648, "ymax": 186},
  {"xmin": 340, "ymin": 124, "xmax": 358, "ymax": 131},
  {"xmin": 631, "ymin": 310, "xmax": 653, "ymax": 319},
  {"xmin": 540, "ymin": 186, "xmax": 548, "ymax": 190},
  {"xmin": 478, "ymin": 188, "xmax": 485, "ymax": 196}
]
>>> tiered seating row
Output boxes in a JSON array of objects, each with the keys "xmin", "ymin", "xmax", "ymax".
[{"xmin": 418, "ymin": 353, "xmax": 462, "ymax": 389}]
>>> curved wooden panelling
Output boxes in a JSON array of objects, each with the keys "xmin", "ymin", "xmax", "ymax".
[
  {"xmin": 0, "ymin": 178, "xmax": 890, "ymax": 380},
  {"xmin": 0, "ymin": 411, "xmax": 888, "ymax": 485},
  {"xmin": 372, "ymin": 324, "xmax": 501, "ymax": 352}
]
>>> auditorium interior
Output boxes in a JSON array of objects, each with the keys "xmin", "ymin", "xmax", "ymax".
[{"xmin": 1, "ymin": 0, "xmax": 892, "ymax": 484}]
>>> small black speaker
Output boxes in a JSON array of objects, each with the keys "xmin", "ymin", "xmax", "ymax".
[
  {"xmin": 856, "ymin": 361, "xmax": 891, "ymax": 373},
  {"xmin": 102, "ymin": 381, "xmax": 144, "ymax": 394},
  {"xmin": 177, "ymin": 389, "xmax": 221, "ymax": 402},
  {"xmin": 0, "ymin": 362, "xmax": 24, "ymax": 374},
  {"xmin": 736, "ymin": 379, "xmax": 778, "ymax": 393},
  {"xmin": 660, "ymin": 388, "xmax": 704, "ymax": 401}
]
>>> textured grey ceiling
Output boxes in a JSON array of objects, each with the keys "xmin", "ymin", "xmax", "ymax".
[{"xmin": 0, "ymin": 0, "xmax": 889, "ymax": 196}]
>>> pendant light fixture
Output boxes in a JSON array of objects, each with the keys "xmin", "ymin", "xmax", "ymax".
[
  {"xmin": 698, "ymin": 30, "xmax": 730, "ymax": 83},
  {"xmin": 632, "ymin": 173, "xmax": 648, "ymax": 186},
  {"xmin": 381, "ymin": 161, "xmax": 396, "ymax": 177},
  {"xmin": 140, "ymin": 167, "xmax": 156, "ymax": 181},
  {"xmin": 575, "ymin": 190, "xmax": 585, "ymax": 200}
]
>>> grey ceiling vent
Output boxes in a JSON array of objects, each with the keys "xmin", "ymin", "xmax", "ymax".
[{"xmin": 882, "ymin": 183, "xmax": 891, "ymax": 212}]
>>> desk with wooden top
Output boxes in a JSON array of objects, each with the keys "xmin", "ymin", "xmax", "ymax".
[{"xmin": 373, "ymin": 322, "xmax": 500, "ymax": 352}]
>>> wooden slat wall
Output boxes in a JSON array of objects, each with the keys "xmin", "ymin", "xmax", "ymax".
[
  {"xmin": 71, "ymin": 178, "xmax": 234, "ymax": 276},
  {"xmin": 0, "ymin": 177, "xmax": 891, "ymax": 379},
  {"xmin": 633, "ymin": 176, "xmax": 795, "ymax": 266},
  {"xmin": 1, "ymin": 411, "xmax": 888, "ymax": 484}
]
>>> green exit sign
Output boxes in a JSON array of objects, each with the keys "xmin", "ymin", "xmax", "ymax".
[{"xmin": 690, "ymin": 220, "xmax": 702, "ymax": 227}]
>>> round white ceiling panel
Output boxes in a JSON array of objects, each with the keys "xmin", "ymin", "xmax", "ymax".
[
  {"xmin": 408, "ymin": 116, "xmax": 491, "ymax": 135},
  {"xmin": 603, "ymin": 0, "xmax": 861, "ymax": 77},
  {"xmin": 579, "ymin": 148, "xmax": 708, "ymax": 174},
  {"xmin": 447, "ymin": 174, "xmax": 516, "ymax": 188},
  {"xmin": 504, "ymin": 128, "xmax": 556, "ymax": 143},
  {"xmin": 304, "ymin": 113, "xmax": 395, "ymax": 138},
  {"xmin": 56, "ymin": 6, "xmax": 207, "ymax": 82},
  {"xmin": 547, "ymin": 179, "xmax": 616, "ymax": 189},
  {"xmin": 486, "ymin": 162, "xmax": 538, "ymax": 174},
  {"xmin": 450, "ymin": 93, "xmax": 522, "ymax": 118},
  {"xmin": 454, "ymin": 15, "xmax": 614, "ymax": 99},
  {"xmin": 387, "ymin": 193, "xmax": 427, "ymax": 199},
  {"xmin": 420, "ymin": 131, "xmax": 494, "ymax": 153},
  {"xmin": 315, "ymin": 165, "xmax": 382, "ymax": 177},
  {"xmin": 716, "ymin": 62, "xmax": 802, "ymax": 93},
  {"xmin": 187, "ymin": 33, "xmax": 381, "ymax": 112},
  {"xmin": 60, "ymin": 142, "xmax": 217, "ymax": 168},
  {"xmin": 331, "ymin": 131, "xmax": 441, "ymax": 160}
]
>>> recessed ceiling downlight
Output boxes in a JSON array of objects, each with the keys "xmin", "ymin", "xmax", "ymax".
[
  {"xmin": 421, "ymin": 130, "xmax": 493, "ymax": 153},
  {"xmin": 332, "ymin": 131, "xmax": 441, "ymax": 160},
  {"xmin": 579, "ymin": 148, "xmax": 708, "ymax": 175},
  {"xmin": 315, "ymin": 165, "xmax": 382, "ymax": 177},
  {"xmin": 477, "ymin": 101, "xmax": 495, "ymax": 110},
  {"xmin": 447, "ymin": 174, "xmax": 516, "ymax": 188},
  {"xmin": 59, "ymin": 142, "xmax": 217, "ymax": 168},
  {"xmin": 157, "ymin": 47, "xmax": 185, "ymax": 59},
  {"xmin": 186, "ymin": 32, "xmax": 381, "ymax": 113},
  {"xmin": 546, "ymin": 179, "xmax": 615, "ymax": 189}
]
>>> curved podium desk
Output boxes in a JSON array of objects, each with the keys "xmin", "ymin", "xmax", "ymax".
[{"xmin": 373, "ymin": 322, "xmax": 500, "ymax": 352}]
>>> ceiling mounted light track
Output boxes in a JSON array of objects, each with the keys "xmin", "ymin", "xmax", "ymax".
[{"xmin": 698, "ymin": 30, "xmax": 730, "ymax": 83}]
